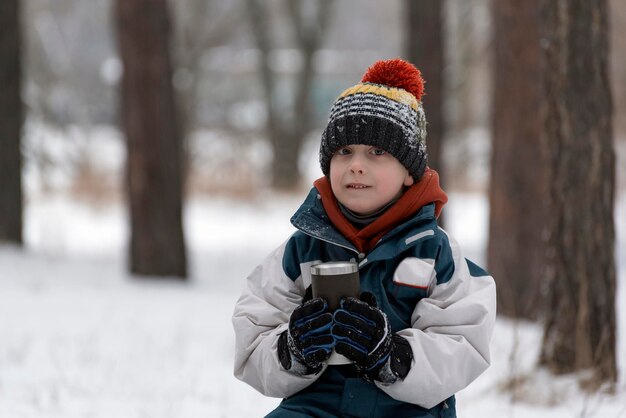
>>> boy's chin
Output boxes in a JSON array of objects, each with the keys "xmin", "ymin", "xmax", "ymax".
[{"xmin": 343, "ymin": 202, "xmax": 384, "ymax": 216}]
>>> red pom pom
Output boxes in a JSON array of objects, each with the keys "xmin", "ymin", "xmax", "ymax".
[{"xmin": 361, "ymin": 59, "xmax": 424, "ymax": 101}]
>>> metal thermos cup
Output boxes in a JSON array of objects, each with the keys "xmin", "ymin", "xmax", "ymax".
[{"xmin": 310, "ymin": 261, "xmax": 360, "ymax": 311}]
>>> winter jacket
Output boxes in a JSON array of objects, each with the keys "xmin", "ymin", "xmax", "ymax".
[{"xmin": 232, "ymin": 173, "xmax": 496, "ymax": 416}]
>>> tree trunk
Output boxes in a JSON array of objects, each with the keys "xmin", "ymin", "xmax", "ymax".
[
  {"xmin": 539, "ymin": 0, "xmax": 617, "ymax": 388},
  {"xmin": 405, "ymin": 0, "xmax": 446, "ymax": 226},
  {"xmin": 115, "ymin": 0, "xmax": 187, "ymax": 278},
  {"xmin": 405, "ymin": 0, "xmax": 445, "ymax": 175},
  {"xmin": 0, "ymin": 0, "xmax": 23, "ymax": 245},
  {"xmin": 246, "ymin": 0, "xmax": 331, "ymax": 190},
  {"xmin": 488, "ymin": 0, "xmax": 549, "ymax": 319},
  {"xmin": 271, "ymin": 128, "xmax": 304, "ymax": 190}
]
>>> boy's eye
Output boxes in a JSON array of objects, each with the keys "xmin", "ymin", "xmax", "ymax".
[
  {"xmin": 337, "ymin": 147, "xmax": 352, "ymax": 155},
  {"xmin": 371, "ymin": 148, "xmax": 386, "ymax": 156}
]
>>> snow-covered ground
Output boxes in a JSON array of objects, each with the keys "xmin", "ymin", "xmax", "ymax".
[
  {"xmin": 1, "ymin": 188, "xmax": 625, "ymax": 418},
  {"xmin": 2, "ymin": 123, "xmax": 626, "ymax": 417}
]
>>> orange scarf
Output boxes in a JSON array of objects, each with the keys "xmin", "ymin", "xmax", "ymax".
[{"xmin": 313, "ymin": 168, "xmax": 448, "ymax": 254}]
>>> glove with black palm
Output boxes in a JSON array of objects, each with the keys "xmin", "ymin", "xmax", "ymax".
[
  {"xmin": 278, "ymin": 296, "xmax": 335, "ymax": 375},
  {"xmin": 332, "ymin": 292, "xmax": 413, "ymax": 383}
]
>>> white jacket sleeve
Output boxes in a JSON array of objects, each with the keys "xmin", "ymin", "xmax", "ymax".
[
  {"xmin": 376, "ymin": 230, "xmax": 497, "ymax": 408},
  {"xmin": 232, "ymin": 240, "xmax": 324, "ymax": 397}
]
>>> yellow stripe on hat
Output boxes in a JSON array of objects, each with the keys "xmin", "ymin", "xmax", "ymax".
[{"xmin": 338, "ymin": 83, "xmax": 420, "ymax": 111}]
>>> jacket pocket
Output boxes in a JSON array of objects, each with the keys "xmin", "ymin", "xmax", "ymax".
[{"xmin": 392, "ymin": 257, "xmax": 436, "ymax": 292}]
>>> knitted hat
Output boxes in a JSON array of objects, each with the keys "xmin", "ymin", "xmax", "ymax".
[{"xmin": 319, "ymin": 59, "xmax": 428, "ymax": 181}]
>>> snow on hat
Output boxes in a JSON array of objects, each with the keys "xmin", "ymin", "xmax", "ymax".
[{"xmin": 319, "ymin": 58, "xmax": 428, "ymax": 181}]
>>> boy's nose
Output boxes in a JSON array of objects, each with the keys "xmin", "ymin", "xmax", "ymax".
[{"xmin": 349, "ymin": 158, "xmax": 366, "ymax": 174}]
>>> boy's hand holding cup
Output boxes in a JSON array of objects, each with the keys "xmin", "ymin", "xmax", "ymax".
[
  {"xmin": 333, "ymin": 293, "xmax": 393, "ymax": 379},
  {"xmin": 283, "ymin": 297, "xmax": 334, "ymax": 374},
  {"xmin": 333, "ymin": 293, "xmax": 414, "ymax": 383}
]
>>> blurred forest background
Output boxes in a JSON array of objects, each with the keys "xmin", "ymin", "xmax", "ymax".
[
  {"xmin": 1, "ymin": 0, "xmax": 626, "ymax": 412},
  {"xmin": 4, "ymin": 0, "xmax": 624, "ymax": 195},
  {"xmin": 4, "ymin": 0, "xmax": 625, "ymax": 193},
  {"xmin": 5, "ymin": 0, "xmax": 529, "ymax": 195}
]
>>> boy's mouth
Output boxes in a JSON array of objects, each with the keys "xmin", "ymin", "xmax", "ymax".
[{"xmin": 346, "ymin": 183, "xmax": 370, "ymax": 189}]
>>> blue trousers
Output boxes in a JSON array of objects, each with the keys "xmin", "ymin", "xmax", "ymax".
[{"xmin": 265, "ymin": 366, "xmax": 456, "ymax": 418}]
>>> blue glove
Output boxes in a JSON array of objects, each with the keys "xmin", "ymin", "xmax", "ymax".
[
  {"xmin": 332, "ymin": 292, "xmax": 412, "ymax": 382},
  {"xmin": 278, "ymin": 297, "xmax": 334, "ymax": 375}
]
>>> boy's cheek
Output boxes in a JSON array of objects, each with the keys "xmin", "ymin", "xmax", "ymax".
[{"xmin": 328, "ymin": 164, "xmax": 343, "ymax": 187}]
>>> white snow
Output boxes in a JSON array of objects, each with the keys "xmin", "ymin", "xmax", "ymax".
[{"xmin": 2, "ymin": 126, "xmax": 626, "ymax": 416}]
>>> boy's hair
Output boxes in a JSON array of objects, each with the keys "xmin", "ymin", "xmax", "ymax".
[{"xmin": 319, "ymin": 59, "xmax": 428, "ymax": 181}]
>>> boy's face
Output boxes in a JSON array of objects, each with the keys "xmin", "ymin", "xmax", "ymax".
[{"xmin": 329, "ymin": 144, "xmax": 414, "ymax": 216}]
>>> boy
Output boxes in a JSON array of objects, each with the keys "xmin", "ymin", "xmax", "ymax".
[{"xmin": 233, "ymin": 59, "xmax": 496, "ymax": 417}]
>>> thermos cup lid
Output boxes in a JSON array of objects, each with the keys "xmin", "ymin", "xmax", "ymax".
[{"xmin": 310, "ymin": 261, "xmax": 358, "ymax": 276}]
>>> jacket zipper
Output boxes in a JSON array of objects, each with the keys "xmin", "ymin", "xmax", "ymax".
[{"xmin": 297, "ymin": 228, "xmax": 360, "ymax": 257}]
